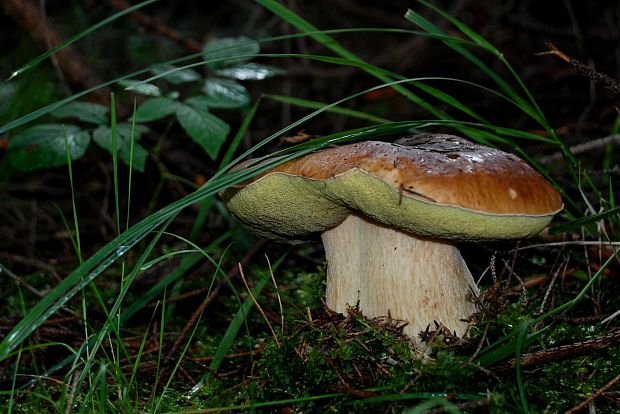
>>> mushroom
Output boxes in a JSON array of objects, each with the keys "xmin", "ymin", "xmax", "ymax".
[{"xmin": 221, "ymin": 134, "xmax": 563, "ymax": 342}]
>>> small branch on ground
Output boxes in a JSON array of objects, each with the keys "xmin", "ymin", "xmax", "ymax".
[
  {"xmin": 537, "ymin": 42, "xmax": 620, "ymax": 96},
  {"xmin": 538, "ymin": 134, "xmax": 620, "ymax": 164},
  {"xmin": 491, "ymin": 330, "xmax": 620, "ymax": 373}
]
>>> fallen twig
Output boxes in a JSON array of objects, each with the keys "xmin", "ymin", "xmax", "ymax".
[
  {"xmin": 491, "ymin": 330, "xmax": 620, "ymax": 372},
  {"xmin": 537, "ymin": 42, "xmax": 620, "ymax": 96}
]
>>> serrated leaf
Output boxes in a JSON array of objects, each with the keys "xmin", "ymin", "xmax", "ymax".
[
  {"xmin": 150, "ymin": 65, "xmax": 202, "ymax": 85},
  {"xmin": 134, "ymin": 97, "xmax": 178, "ymax": 122},
  {"xmin": 8, "ymin": 124, "xmax": 90, "ymax": 171},
  {"xmin": 199, "ymin": 79, "xmax": 249, "ymax": 108},
  {"xmin": 215, "ymin": 62, "xmax": 284, "ymax": 80},
  {"xmin": 119, "ymin": 79, "xmax": 161, "ymax": 96},
  {"xmin": 175, "ymin": 103, "xmax": 230, "ymax": 159},
  {"xmin": 202, "ymin": 36, "xmax": 259, "ymax": 69},
  {"xmin": 51, "ymin": 101, "xmax": 109, "ymax": 124},
  {"xmin": 92, "ymin": 124, "xmax": 149, "ymax": 171}
]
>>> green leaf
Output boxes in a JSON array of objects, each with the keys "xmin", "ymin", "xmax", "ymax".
[
  {"xmin": 0, "ymin": 83, "xmax": 17, "ymax": 117},
  {"xmin": 92, "ymin": 124, "xmax": 149, "ymax": 171},
  {"xmin": 202, "ymin": 36, "xmax": 259, "ymax": 68},
  {"xmin": 119, "ymin": 79, "xmax": 161, "ymax": 96},
  {"xmin": 134, "ymin": 97, "xmax": 177, "ymax": 122},
  {"xmin": 8, "ymin": 124, "xmax": 90, "ymax": 171},
  {"xmin": 150, "ymin": 64, "xmax": 201, "ymax": 84},
  {"xmin": 175, "ymin": 103, "xmax": 230, "ymax": 159},
  {"xmin": 51, "ymin": 101, "xmax": 109, "ymax": 124},
  {"xmin": 200, "ymin": 78, "xmax": 250, "ymax": 108},
  {"xmin": 215, "ymin": 62, "xmax": 284, "ymax": 80}
]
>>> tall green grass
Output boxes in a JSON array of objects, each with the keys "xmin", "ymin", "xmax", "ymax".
[{"xmin": 1, "ymin": 0, "xmax": 618, "ymax": 412}]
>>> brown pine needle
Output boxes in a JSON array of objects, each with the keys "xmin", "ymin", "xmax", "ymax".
[{"xmin": 238, "ymin": 263, "xmax": 281, "ymax": 347}]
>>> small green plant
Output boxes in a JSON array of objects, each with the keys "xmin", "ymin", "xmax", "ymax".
[
  {"xmin": 5, "ymin": 36, "xmax": 282, "ymax": 172},
  {"xmin": 1, "ymin": 0, "xmax": 619, "ymax": 412}
]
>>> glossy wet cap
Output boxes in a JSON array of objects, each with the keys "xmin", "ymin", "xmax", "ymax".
[{"xmin": 221, "ymin": 134, "xmax": 563, "ymax": 242}]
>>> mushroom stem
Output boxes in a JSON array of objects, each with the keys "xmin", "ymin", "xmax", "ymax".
[{"xmin": 321, "ymin": 214, "xmax": 479, "ymax": 342}]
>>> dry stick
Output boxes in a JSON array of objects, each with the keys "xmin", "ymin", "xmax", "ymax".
[
  {"xmin": 0, "ymin": 263, "xmax": 46, "ymax": 298},
  {"xmin": 538, "ymin": 134, "xmax": 620, "ymax": 165},
  {"xmin": 108, "ymin": 0, "xmax": 202, "ymax": 52},
  {"xmin": 0, "ymin": 252, "xmax": 62, "ymax": 282},
  {"xmin": 491, "ymin": 330, "xmax": 620, "ymax": 373},
  {"xmin": 565, "ymin": 373, "xmax": 620, "ymax": 414},
  {"xmin": 238, "ymin": 263, "xmax": 280, "ymax": 347},
  {"xmin": 536, "ymin": 42, "xmax": 620, "ymax": 96}
]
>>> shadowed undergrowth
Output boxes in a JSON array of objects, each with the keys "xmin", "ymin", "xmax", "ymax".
[{"xmin": 1, "ymin": 0, "xmax": 619, "ymax": 413}]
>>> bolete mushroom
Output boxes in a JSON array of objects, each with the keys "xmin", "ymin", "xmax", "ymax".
[{"xmin": 221, "ymin": 134, "xmax": 563, "ymax": 342}]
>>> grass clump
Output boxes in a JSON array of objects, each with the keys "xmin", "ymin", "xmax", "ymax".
[{"xmin": 1, "ymin": 0, "xmax": 620, "ymax": 412}]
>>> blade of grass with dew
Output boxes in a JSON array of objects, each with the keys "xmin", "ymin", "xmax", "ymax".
[
  {"xmin": 6, "ymin": 0, "xmax": 160, "ymax": 81},
  {"xmin": 264, "ymin": 94, "xmax": 390, "ymax": 124},
  {"xmin": 110, "ymin": 93, "xmax": 127, "ymax": 384},
  {"xmin": 75, "ymin": 216, "xmax": 174, "ymax": 388}
]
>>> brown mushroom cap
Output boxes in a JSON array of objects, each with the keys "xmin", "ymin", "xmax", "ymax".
[{"xmin": 221, "ymin": 134, "xmax": 563, "ymax": 243}]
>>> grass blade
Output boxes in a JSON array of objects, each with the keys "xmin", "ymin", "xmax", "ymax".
[
  {"xmin": 7, "ymin": 0, "xmax": 160, "ymax": 80},
  {"xmin": 265, "ymin": 94, "xmax": 390, "ymax": 124}
]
